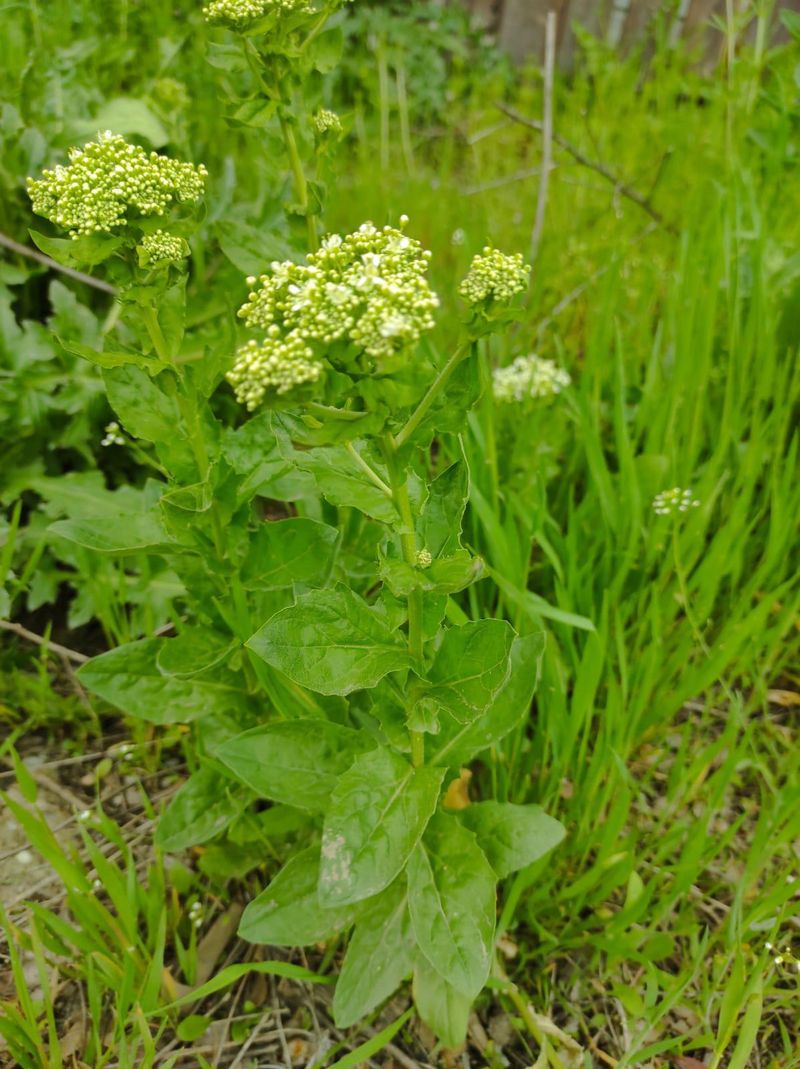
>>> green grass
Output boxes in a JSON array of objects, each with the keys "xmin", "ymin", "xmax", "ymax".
[{"xmin": 2, "ymin": 3, "xmax": 799, "ymax": 1066}]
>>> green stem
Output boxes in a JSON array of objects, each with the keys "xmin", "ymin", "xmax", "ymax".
[
  {"xmin": 279, "ymin": 112, "xmax": 319, "ymax": 252},
  {"xmin": 382, "ymin": 437, "xmax": 425, "ymax": 767},
  {"xmin": 394, "ymin": 342, "xmax": 471, "ymax": 450},
  {"xmin": 345, "ymin": 441, "xmax": 393, "ymax": 498}
]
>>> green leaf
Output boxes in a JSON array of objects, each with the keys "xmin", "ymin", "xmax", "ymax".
[
  {"xmin": 333, "ymin": 878, "xmax": 414, "ymax": 1028},
  {"xmin": 413, "ymin": 955, "xmax": 471, "ymax": 1049},
  {"xmin": 408, "ymin": 813, "xmax": 496, "ymax": 1000},
  {"xmin": 240, "ymin": 847, "xmax": 360, "ymax": 946},
  {"xmin": 176, "ymin": 1016, "xmax": 212, "ymax": 1043},
  {"xmin": 154, "ymin": 960, "xmax": 332, "ymax": 1014},
  {"xmin": 75, "ymin": 97, "xmax": 169, "ymax": 146},
  {"xmin": 309, "ymin": 26, "xmax": 343, "ymax": 73},
  {"xmin": 247, "ymin": 588, "xmax": 412, "ymax": 696},
  {"xmin": 242, "ymin": 517, "xmax": 338, "ymax": 590},
  {"xmin": 155, "ymin": 767, "xmax": 249, "ymax": 852},
  {"xmin": 285, "ymin": 442, "xmax": 398, "ymax": 524},
  {"xmin": 221, "ymin": 412, "xmax": 316, "ymax": 502},
  {"xmin": 430, "ymin": 633, "xmax": 546, "ymax": 767},
  {"xmin": 418, "ymin": 458, "xmax": 469, "ymax": 557},
  {"xmin": 103, "ymin": 365, "xmax": 182, "ymax": 444},
  {"xmin": 59, "ymin": 338, "xmax": 168, "ymax": 374},
  {"xmin": 156, "ymin": 628, "xmax": 237, "ymax": 678},
  {"xmin": 30, "ymin": 230, "xmax": 124, "ymax": 268},
  {"xmin": 216, "ymin": 720, "xmax": 371, "ymax": 812},
  {"xmin": 214, "ymin": 219, "xmax": 296, "ymax": 275},
  {"xmin": 421, "ymin": 620, "xmax": 515, "ymax": 723},
  {"xmin": 459, "ymin": 802, "xmax": 565, "ymax": 878},
  {"xmin": 380, "ymin": 551, "xmax": 483, "ymax": 596},
  {"xmin": 319, "ymin": 748, "xmax": 444, "ymax": 907},
  {"xmin": 49, "ymin": 510, "xmax": 173, "ymax": 554},
  {"xmin": 780, "ymin": 9, "xmax": 800, "ymax": 40},
  {"xmin": 78, "ymin": 639, "xmax": 248, "ymax": 724}
]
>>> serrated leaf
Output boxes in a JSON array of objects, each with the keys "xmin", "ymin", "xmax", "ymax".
[
  {"xmin": 459, "ymin": 802, "xmax": 565, "ymax": 878},
  {"xmin": 103, "ymin": 365, "xmax": 182, "ymax": 444},
  {"xmin": 319, "ymin": 748, "xmax": 444, "ymax": 907},
  {"xmin": 216, "ymin": 720, "xmax": 371, "ymax": 812},
  {"xmin": 49, "ymin": 510, "xmax": 173, "ymax": 554},
  {"xmin": 422, "ymin": 619, "xmax": 515, "ymax": 723},
  {"xmin": 240, "ymin": 847, "xmax": 360, "ymax": 946},
  {"xmin": 284, "ymin": 441, "xmax": 398, "ymax": 524},
  {"xmin": 242, "ymin": 517, "xmax": 338, "ymax": 590},
  {"xmin": 412, "ymin": 955, "xmax": 471, "ymax": 1049},
  {"xmin": 418, "ymin": 458, "xmax": 469, "ymax": 557},
  {"xmin": 247, "ymin": 587, "xmax": 412, "ymax": 696},
  {"xmin": 78, "ymin": 639, "xmax": 248, "ymax": 723},
  {"xmin": 155, "ymin": 767, "xmax": 249, "ymax": 852},
  {"xmin": 430, "ymin": 633, "xmax": 546, "ymax": 767},
  {"xmin": 333, "ymin": 877, "xmax": 414, "ymax": 1028},
  {"xmin": 407, "ymin": 812, "xmax": 496, "ymax": 999}
]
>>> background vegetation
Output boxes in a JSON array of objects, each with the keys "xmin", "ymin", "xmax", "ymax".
[{"xmin": 1, "ymin": 2, "xmax": 799, "ymax": 1066}]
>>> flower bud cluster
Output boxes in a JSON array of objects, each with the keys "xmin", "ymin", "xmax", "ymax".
[
  {"xmin": 202, "ymin": 0, "xmax": 311, "ymax": 27},
  {"xmin": 459, "ymin": 247, "xmax": 531, "ymax": 306},
  {"xmin": 28, "ymin": 133, "xmax": 207, "ymax": 239},
  {"xmin": 101, "ymin": 421, "xmax": 125, "ymax": 447},
  {"xmin": 227, "ymin": 330, "xmax": 322, "ymax": 410},
  {"xmin": 493, "ymin": 354, "xmax": 571, "ymax": 403},
  {"xmin": 652, "ymin": 487, "xmax": 701, "ymax": 516},
  {"xmin": 313, "ymin": 109, "xmax": 343, "ymax": 136},
  {"xmin": 138, "ymin": 229, "xmax": 187, "ymax": 264},
  {"xmin": 235, "ymin": 219, "xmax": 438, "ymax": 401}
]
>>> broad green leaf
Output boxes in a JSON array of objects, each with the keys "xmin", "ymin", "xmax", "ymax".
[
  {"xmin": 30, "ymin": 229, "xmax": 124, "ymax": 268},
  {"xmin": 214, "ymin": 219, "xmax": 296, "ymax": 275},
  {"xmin": 380, "ymin": 551, "xmax": 483, "ymax": 597},
  {"xmin": 75, "ymin": 97, "xmax": 169, "ymax": 146},
  {"xmin": 103, "ymin": 365, "xmax": 182, "ymax": 444},
  {"xmin": 319, "ymin": 748, "xmax": 444, "ymax": 906},
  {"xmin": 240, "ymin": 848, "xmax": 360, "ymax": 946},
  {"xmin": 422, "ymin": 620, "xmax": 514, "ymax": 723},
  {"xmin": 216, "ymin": 720, "xmax": 371, "ymax": 812},
  {"xmin": 418, "ymin": 458, "xmax": 469, "ymax": 557},
  {"xmin": 285, "ymin": 442, "xmax": 398, "ymax": 524},
  {"xmin": 407, "ymin": 812, "xmax": 496, "ymax": 1000},
  {"xmin": 59, "ymin": 338, "xmax": 167, "ymax": 374},
  {"xmin": 78, "ymin": 639, "xmax": 248, "ymax": 723},
  {"xmin": 430, "ymin": 633, "xmax": 546, "ymax": 767},
  {"xmin": 156, "ymin": 628, "xmax": 237, "ymax": 678},
  {"xmin": 309, "ymin": 26, "xmax": 343, "ymax": 73},
  {"xmin": 242, "ymin": 517, "xmax": 338, "ymax": 590},
  {"xmin": 333, "ymin": 878, "xmax": 414, "ymax": 1028},
  {"xmin": 247, "ymin": 588, "xmax": 412, "ymax": 696},
  {"xmin": 221, "ymin": 412, "xmax": 315, "ymax": 502},
  {"xmin": 413, "ymin": 955, "xmax": 471, "ymax": 1049},
  {"xmin": 459, "ymin": 802, "xmax": 565, "ymax": 878},
  {"xmin": 49, "ymin": 510, "xmax": 173, "ymax": 554},
  {"xmin": 155, "ymin": 767, "xmax": 249, "ymax": 852}
]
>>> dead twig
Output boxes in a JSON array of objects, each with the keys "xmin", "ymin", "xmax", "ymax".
[
  {"xmin": 0, "ymin": 230, "xmax": 117, "ymax": 295},
  {"xmin": 530, "ymin": 10, "xmax": 557, "ymax": 262},
  {"xmin": 0, "ymin": 619, "xmax": 89, "ymax": 664},
  {"xmin": 496, "ymin": 101, "xmax": 676, "ymax": 234}
]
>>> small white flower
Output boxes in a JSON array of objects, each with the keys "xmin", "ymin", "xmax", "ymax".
[
  {"xmin": 78, "ymin": 809, "xmax": 92, "ymax": 823},
  {"xmin": 652, "ymin": 487, "xmax": 701, "ymax": 516},
  {"xmin": 313, "ymin": 109, "xmax": 342, "ymax": 136},
  {"xmin": 416, "ymin": 549, "xmax": 432, "ymax": 569},
  {"xmin": 16, "ymin": 850, "xmax": 34, "ymax": 867},
  {"xmin": 101, "ymin": 421, "xmax": 125, "ymax": 447},
  {"xmin": 493, "ymin": 354, "xmax": 570, "ymax": 404},
  {"xmin": 451, "ymin": 228, "xmax": 466, "ymax": 246},
  {"xmin": 459, "ymin": 246, "xmax": 530, "ymax": 306}
]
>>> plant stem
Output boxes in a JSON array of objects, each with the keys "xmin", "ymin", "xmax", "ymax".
[
  {"xmin": 383, "ymin": 437, "xmax": 425, "ymax": 767},
  {"xmin": 394, "ymin": 342, "xmax": 471, "ymax": 450},
  {"xmin": 279, "ymin": 112, "xmax": 318, "ymax": 252}
]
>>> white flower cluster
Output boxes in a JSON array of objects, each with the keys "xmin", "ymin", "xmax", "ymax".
[
  {"xmin": 202, "ymin": 0, "xmax": 311, "ymax": 27},
  {"xmin": 28, "ymin": 133, "xmax": 207, "ymax": 239},
  {"xmin": 459, "ymin": 247, "xmax": 531, "ymax": 306},
  {"xmin": 227, "ymin": 330, "xmax": 322, "ymax": 409},
  {"xmin": 138, "ymin": 229, "xmax": 187, "ymax": 264},
  {"xmin": 101, "ymin": 421, "xmax": 125, "ymax": 447},
  {"xmin": 493, "ymin": 354, "xmax": 571, "ymax": 403},
  {"xmin": 652, "ymin": 487, "xmax": 701, "ymax": 516},
  {"xmin": 313, "ymin": 109, "xmax": 343, "ymax": 136},
  {"xmin": 235, "ymin": 218, "xmax": 437, "ymax": 400}
]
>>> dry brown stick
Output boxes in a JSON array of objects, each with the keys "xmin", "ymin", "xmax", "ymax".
[
  {"xmin": 496, "ymin": 101, "xmax": 676, "ymax": 234},
  {"xmin": 530, "ymin": 10, "xmax": 557, "ymax": 262},
  {"xmin": 0, "ymin": 618, "xmax": 89, "ymax": 663},
  {"xmin": 0, "ymin": 230, "xmax": 118, "ymax": 295}
]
